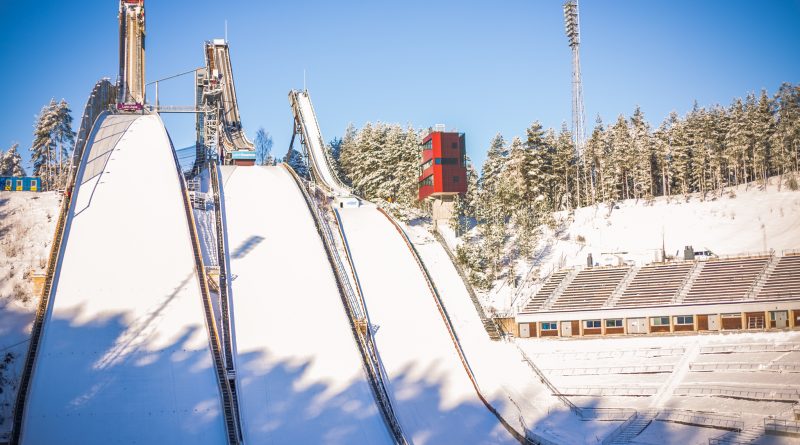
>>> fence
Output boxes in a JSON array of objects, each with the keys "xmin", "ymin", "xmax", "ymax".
[
  {"xmin": 764, "ymin": 418, "xmax": 800, "ymax": 436},
  {"xmin": 543, "ymin": 364, "xmax": 674, "ymax": 376},
  {"xmin": 657, "ymin": 409, "xmax": 743, "ymax": 431},
  {"xmin": 674, "ymin": 385, "xmax": 800, "ymax": 402},
  {"xmin": 690, "ymin": 362, "xmax": 800, "ymax": 373},
  {"xmin": 699, "ymin": 343, "xmax": 800, "ymax": 354}
]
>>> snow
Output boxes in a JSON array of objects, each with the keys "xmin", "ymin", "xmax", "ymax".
[
  {"xmin": 21, "ymin": 114, "xmax": 228, "ymax": 443},
  {"xmin": 517, "ymin": 331, "xmax": 800, "ymax": 442},
  {"xmin": 402, "ymin": 222, "xmax": 621, "ymax": 444},
  {"xmin": 222, "ymin": 165, "xmax": 391, "ymax": 444},
  {"xmin": 486, "ymin": 179, "xmax": 800, "ymax": 313},
  {"xmin": 0, "ymin": 191, "xmax": 59, "ymax": 437},
  {"xmin": 337, "ymin": 205, "xmax": 518, "ymax": 444}
]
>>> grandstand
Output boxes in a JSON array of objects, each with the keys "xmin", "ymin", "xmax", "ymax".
[
  {"xmin": 548, "ymin": 266, "xmax": 630, "ymax": 311},
  {"xmin": 516, "ymin": 251, "xmax": 800, "ymax": 338},
  {"xmin": 615, "ymin": 262, "xmax": 693, "ymax": 308}
]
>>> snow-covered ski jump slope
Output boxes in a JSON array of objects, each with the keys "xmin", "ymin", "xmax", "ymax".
[
  {"xmin": 222, "ymin": 165, "xmax": 393, "ymax": 444},
  {"xmin": 291, "ymin": 90, "xmax": 520, "ymax": 444},
  {"xmin": 20, "ymin": 114, "xmax": 229, "ymax": 444}
]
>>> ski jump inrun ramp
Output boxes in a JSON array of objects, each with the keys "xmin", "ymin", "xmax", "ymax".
[{"xmin": 16, "ymin": 114, "xmax": 234, "ymax": 444}]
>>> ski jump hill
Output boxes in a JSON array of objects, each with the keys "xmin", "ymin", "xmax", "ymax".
[{"xmin": 16, "ymin": 113, "xmax": 232, "ymax": 443}]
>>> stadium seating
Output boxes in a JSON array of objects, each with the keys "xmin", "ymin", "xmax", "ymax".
[
  {"xmin": 549, "ymin": 266, "xmax": 629, "ymax": 311},
  {"xmin": 520, "ymin": 270, "xmax": 570, "ymax": 313},
  {"xmin": 682, "ymin": 256, "xmax": 770, "ymax": 304},
  {"xmin": 615, "ymin": 262, "xmax": 693, "ymax": 308},
  {"xmin": 755, "ymin": 252, "xmax": 800, "ymax": 301}
]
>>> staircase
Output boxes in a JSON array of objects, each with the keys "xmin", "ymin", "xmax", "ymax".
[
  {"xmin": 542, "ymin": 269, "xmax": 579, "ymax": 310},
  {"xmin": 672, "ymin": 261, "xmax": 704, "ymax": 304},
  {"xmin": 745, "ymin": 252, "xmax": 779, "ymax": 300},
  {"xmin": 605, "ymin": 409, "xmax": 659, "ymax": 444},
  {"xmin": 432, "ymin": 230, "xmax": 501, "ymax": 340},
  {"xmin": 710, "ymin": 423, "xmax": 765, "ymax": 444},
  {"xmin": 604, "ymin": 266, "xmax": 640, "ymax": 308}
]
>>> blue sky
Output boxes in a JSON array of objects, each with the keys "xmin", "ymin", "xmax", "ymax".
[{"xmin": 1, "ymin": 0, "xmax": 799, "ymax": 172}]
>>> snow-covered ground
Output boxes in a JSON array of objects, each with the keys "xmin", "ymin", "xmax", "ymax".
[
  {"xmin": 223, "ymin": 165, "xmax": 392, "ymax": 444},
  {"xmin": 486, "ymin": 178, "xmax": 800, "ymax": 312},
  {"xmin": 21, "ymin": 114, "xmax": 229, "ymax": 443},
  {"xmin": 402, "ymin": 222, "xmax": 621, "ymax": 444},
  {"xmin": 338, "ymin": 205, "xmax": 519, "ymax": 444},
  {"xmin": 0, "ymin": 190, "xmax": 59, "ymax": 437},
  {"xmin": 518, "ymin": 331, "xmax": 800, "ymax": 444}
]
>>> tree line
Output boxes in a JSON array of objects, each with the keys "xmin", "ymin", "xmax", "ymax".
[{"xmin": 453, "ymin": 82, "xmax": 800, "ymax": 288}]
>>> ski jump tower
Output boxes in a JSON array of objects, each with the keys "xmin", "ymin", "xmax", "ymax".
[
  {"xmin": 564, "ymin": 0, "xmax": 586, "ymax": 157},
  {"xmin": 118, "ymin": 0, "xmax": 146, "ymax": 111}
]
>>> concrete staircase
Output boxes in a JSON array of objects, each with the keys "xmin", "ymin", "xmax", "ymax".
[
  {"xmin": 605, "ymin": 409, "xmax": 659, "ymax": 444},
  {"xmin": 542, "ymin": 269, "xmax": 579, "ymax": 310},
  {"xmin": 745, "ymin": 252, "xmax": 779, "ymax": 300},
  {"xmin": 604, "ymin": 266, "xmax": 640, "ymax": 308},
  {"xmin": 710, "ymin": 423, "xmax": 765, "ymax": 444},
  {"xmin": 672, "ymin": 261, "xmax": 704, "ymax": 304}
]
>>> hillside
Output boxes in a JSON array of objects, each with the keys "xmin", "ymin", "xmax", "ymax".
[
  {"xmin": 471, "ymin": 177, "xmax": 800, "ymax": 314},
  {"xmin": 0, "ymin": 191, "xmax": 59, "ymax": 437}
]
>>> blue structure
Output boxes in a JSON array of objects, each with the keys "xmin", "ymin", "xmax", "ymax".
[{"xmin": 1, "ymin": 176, "xmax": 42, "ymax": 192}]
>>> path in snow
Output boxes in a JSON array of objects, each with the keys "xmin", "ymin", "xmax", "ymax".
[
  {"xmin": 223, "ymin": 166, "xmax": 392, "ymax": 444},
  {"xmin": 21, "ymin": 114, "xmax": 228, "ymax": 444}
]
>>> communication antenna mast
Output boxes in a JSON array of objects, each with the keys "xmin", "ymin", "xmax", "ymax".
[{"xmin": 564, "ymin": 0, "xmax": 586, "ymax": 157}]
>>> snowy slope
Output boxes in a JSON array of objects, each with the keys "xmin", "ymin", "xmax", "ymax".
[
  {"xmin": 338, "ymin": 205, "xmax": 517, "ymax": 445},
  {"xmin": 403, "ymin": 224, "xmax": 619, "ymax": 444},
  {"xmin": 222, "ymin": 166, "xmax": 391, "ymax": 444},
  {"xmin": 0, "ymin": 191, "xmax": 59, "ymax": 437},
  {"xmin": 21, "ymin": 114, "xmax": 228, "ymax": 444},
  {"xmin": 488, "ymin": 181, "xmax": 800, "ymax": 312}
]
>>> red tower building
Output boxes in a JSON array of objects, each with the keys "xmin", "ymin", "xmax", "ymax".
[{"xmin": 418, "ymin": 131, "xmax": 467, "ymax": 201}]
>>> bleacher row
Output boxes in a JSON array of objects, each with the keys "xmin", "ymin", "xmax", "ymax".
[{"xmin": 521, "ymin": 251, "xmax": 800, "ymax": 314}]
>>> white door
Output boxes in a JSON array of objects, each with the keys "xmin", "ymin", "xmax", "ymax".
[
  {"xmin": 627, "ymin": 318, "xmax": 646, "ymax": 334},
  {"xmin": 519, "ymin": 323, "xmax": 530, "ymax": 338},
  {"xmin": 708, "ymin": 315, "xmax": 720, "ymax": 331},
  {"xmin": 775, "ymin": 311, "xmax": 788, "ymax": 329},
  {"xmin": 561, "ymin": 322, "xmax": 573, "ymax": 337}
]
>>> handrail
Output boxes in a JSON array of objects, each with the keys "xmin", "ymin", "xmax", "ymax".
[
  {"xmin": 209, "ymin": 162, "xmax": 236, "ymax": 375},
  {"xmin": 282, "ymin": 164, "xmax": 408, "ymax": 445},
  {"xmin": 376, "ymin": 208, "xmax": 541, "ymax": 444},
  {"xmin": 513, "ymin": 343, "xmax": 580, "ymax": 415},
  {"xmin": 10, "ymin": 79, "xmax": 116, "ymax": 445},
  {"xmin": 170, "ymin": 132, "xmax": 240, "ymax": 444},
  {"xmin": 600, "ymin": 411, "xmax": 641, "ymax": 445}
]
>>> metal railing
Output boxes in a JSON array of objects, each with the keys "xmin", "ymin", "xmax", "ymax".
[
  {"xmin": 690, "ymin": 362, "xmax": 800, "ymax": 373},
  {"xmin": 283, "ymin": 165, "xmax": 407, "ymax": 445},
  {"xmin": 9, "ymin": 79, "xmax": 116, "ymax": 445},
  {"xmin": 765, "ymin": 418, "xmax": 800, "ymax": 436},
  {"xmin": 699, "ymin": 343, "xmax": 800, "ymax": 354},
  {"xmin": 600, "ymin": 411, "xmax": 641, "ymax": 445},
  {"xmin": 543, "ymin": 364, "xmax": 674, "ymax": 376},
  {"xmin": 173, "ymin": 143, "xmax": 240, "ymax": 444},
  {"xmin": 657, "ymin": 409, "xmax": 743, "ymax": 431},
  {"xmin": 514, "ymin": 342, "xmax": 580, "ymax": 415},
  {"xmin": 674, "ymin": 384, "xmax": 800, "ymax": 402}
]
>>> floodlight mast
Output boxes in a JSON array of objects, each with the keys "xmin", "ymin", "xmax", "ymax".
[{"xmin": 564, "ymin": 0, "xmax": 586, "ymax": 158}]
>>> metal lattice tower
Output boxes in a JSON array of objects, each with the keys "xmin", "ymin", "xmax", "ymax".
[{"xmin": 564, "ymin": 0, "xmax": 586, "ymax": 157}]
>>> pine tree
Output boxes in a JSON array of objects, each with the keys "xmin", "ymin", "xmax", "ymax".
[
  {"xmin": 553, "ymin": 123, "xmax": 575, "ymax": 210},
  {"xmin": 1, "ymin": 143, "xmax": 27, "ymax": 176},
  {"xmin": 284, "ymin": 148, "xmax": 308, "ymax": 177},
  {"xmin": 30, "ymin": 99, "xmax": 74, "ymax": 190}
]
